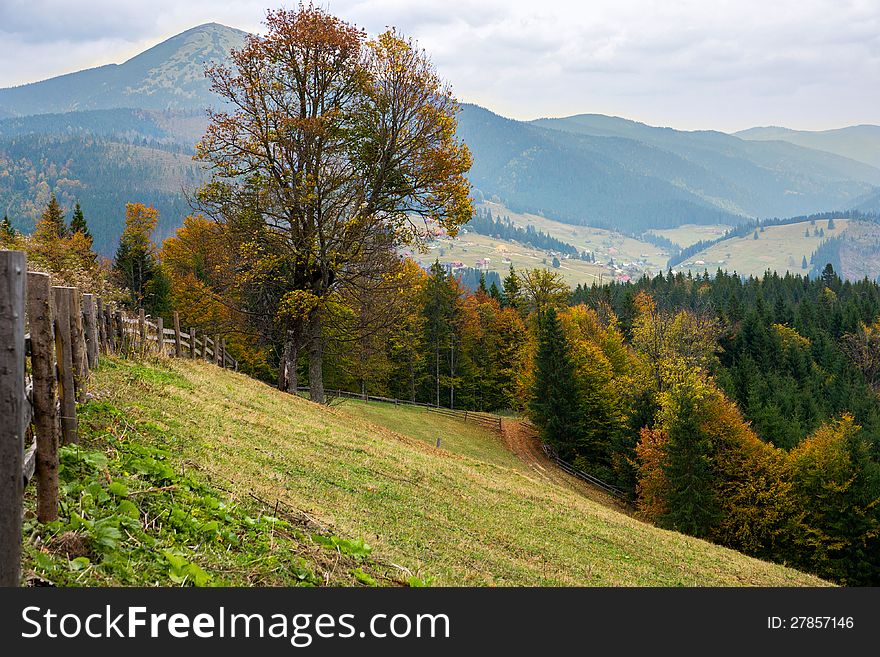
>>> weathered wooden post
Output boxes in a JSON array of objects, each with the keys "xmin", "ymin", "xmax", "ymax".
[
  {"xmin": 96, "ymin": 297, "xmax": 107, "ymax": 354},
  {"xmin": 69, "ymin": 289, "xmax": 87, "ymax": 401},
  {"xmin": 104, "ymin": 305, "xmax": 114, "ymax": 354},
  {"xmin": 173, "ymin": 311, "xmax": 182, "ymax": 357},
  {"xmin": 220, "ymin": 337, "xmax": 226, "ymax": 368},
  {"xmin": 189, "ymin": 327, "xmax": 196, "ymax": 359},
  {"xmin": 0, "ymin": 250, "xmax": 25, "ymax": 586},
  {"xmin": 26, "ymin": 272, "xmax": 59, "ymax": 523},
  {"xmin": 138, "ymin": 308, "xmax": 146, "ymax": 352},
  {"xmin": 52, "ymin": 288, "xmax": 77, "ymax": 446},
  {"xmin": 203, "ymin": 335, "xmax": 211, "ymax": 362},
  {"xmin": 114, "ymin": 308, "xmax": 124, "ymax": 354},
  {"xmin": 214, "ymin": 333, "xmax": 221, "ymax": 366},
  {"xmin": 156, "ymin": 316, "xmax": 164, "ymax": 355},
  {"xmin": 82, "ymin": 293, "xmax": 98, "ymax": 369}
]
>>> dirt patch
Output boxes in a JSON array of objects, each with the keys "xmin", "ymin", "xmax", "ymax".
[{"xmin": 500, "ymin": 419, "xmax": 632, "ymax": 514}]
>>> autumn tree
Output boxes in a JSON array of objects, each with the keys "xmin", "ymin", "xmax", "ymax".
[
  {"xmin": 195, "ymin": 6, "xmax": 472, "ymax": 403},
  {"xmin": 518, "ymin": 268, "xmax": 568, "ymax": 320},
  {"xmin": 788, "ymin": 415, "xmax": 880, "ymax": 584},
  {"xmin": 113, "ymin": 203, "xmax": 168, "ymax": 313},
  {"xmin": 33, "ymin": 193, "xmax": 67, "ymax": 241}
]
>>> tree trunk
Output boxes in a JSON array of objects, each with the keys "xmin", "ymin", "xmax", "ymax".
[
  {"xmin": 308, "ymin": 311, "xmax": 325, "ymax": 404},
  {"xmin": 283, "ymin": 328, "xmax": 300, "ymax": 393},
  {"xmin": 277, "ymin": 331, "xmax": 289, "ymax": 391}
]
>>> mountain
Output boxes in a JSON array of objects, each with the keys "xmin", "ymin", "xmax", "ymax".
[
  {"xmin": 0, "ymin": 23, "xmax": 247, "ymax": 116},
  {"xmin": 735, "ymin": 125, "xmax": 880, "ymax": 170},
  {"xmin": 458, "ymin": 104, "xmax": 741, "ymax": 232},
  {"xmin": 529, "ymin": 114, "xmax": 880, "ymax": 217},
  {"xmin": 1, "ymin": 22, "xmax": 878, "ymax": 255}
]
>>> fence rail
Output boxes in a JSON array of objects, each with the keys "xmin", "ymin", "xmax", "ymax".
[
  {"xmin": 539, "ymin": 443, "xmax": 627, "ymax": 500},
  {"xmin": 0, "ymin": 249, "xmax": 238, "ymax": 587},
  {"xmin": 295, "ymin": 387, "xmax": 505, "ymax": 432}
]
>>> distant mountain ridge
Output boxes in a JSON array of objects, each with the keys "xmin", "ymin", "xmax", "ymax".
[
  {"xmin": 735, "ymin": 125, "xmax": 880, "ymax": 170},
  {"xmin": 0, "ymin": 23, "xmax": 247, "ymax": 116}
]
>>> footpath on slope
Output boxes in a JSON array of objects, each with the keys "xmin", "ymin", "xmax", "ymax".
[{"xmin": 500, "ymin": 419, "xmax": 632, "ymax": 514}]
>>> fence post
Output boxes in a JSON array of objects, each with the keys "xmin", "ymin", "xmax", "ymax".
[
  {"xmin": 173, "ymin": 312, "xmax": 182, "ymax": 357},
  {"xmin": 214, "ymin": 334, "xmax": 221, "ymax": 366},
  {"xmin": 204, "ymin": 335, "xmax": 211, "ymax": 362},
  {"xmin": 138, "ymin": 308, "xmax": 146, "ymax": 352},
  {"xmin": 189, "ymin": 327, "xmax": 196, "ymax": 359},
  {"xmin": 53, "ymin": 287, "xmax": 78, "ymax": 445},
  {"xmin": 26, "ymin": 272, "xmax": 59, "ymax": 523},
  {"xmin": 0, "ymin": 251, "xmax": 25, "ymax": 586},
  {"xmin": 69, "ymin": 289, "xmax": 87, "ymax": 401},
  {"xmin": 96, "ymin": 297, "xmax": 105, "ymax": 353},
  {"xmin": 82, "ymin": 293, "xmax": 98, "ymax": 369},
  {"xmin": 104, "ymin": 305, "xmax": 113, "ymax": 354},
  {"xmin": 156, "ymin": 316, "xmax": 164, "ymax": 355},
  {"xmin": 114, "ymin": 308, "xmax": 124, "ymax": 354}
]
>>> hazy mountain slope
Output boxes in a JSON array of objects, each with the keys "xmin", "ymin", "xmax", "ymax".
[
  {"xmin": 532, "ymin": 114, "xmax": 880, "ymax": 216},
  {"xmin": 736, "ymin": 125, "xmax": 880, "ymax": 169},
  {"xmin": 457, "ymin": 104, "xmax": 742, "ymax": 232},
  {"xmin": 855, "ymin": 188, "xmax": 880, "ymax": 213},
  {"xmin": 0, "ymin": 133, "xmax": 204, "ymax": 254},
  {"xmin": 0, "ymin": 23, "xmax": 246, "ymax": 116}
]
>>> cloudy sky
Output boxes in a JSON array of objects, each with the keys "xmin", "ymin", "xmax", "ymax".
[{"xmin": 0, "ymin": 0, "xmax": 877, "ymax": 132}]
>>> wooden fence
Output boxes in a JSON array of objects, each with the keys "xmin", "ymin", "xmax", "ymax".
[
  {"xmin": 0, "ymin": 250, "xmax": 237, "ymax": 586},
  {"xmin": 297, "ymin": 387, "xmax": 505, "ymax": 432}
]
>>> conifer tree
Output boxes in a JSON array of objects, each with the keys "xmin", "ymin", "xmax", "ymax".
[
  {"xmin": 501, "ymin": 265, "xmax": 521, "ymax": 309},
  {"xmin": 113, "ymin": 203, "xmax": 166, "ymax": 312},
  {"xmin": 477, "ymin": 272, "xmax": 488, "ymax": 296},
  {"xmin": 0, "ymin": 214, "xmax": 14, "ymax": 239},
  {"xmin": 69, "ymin": 202, "xmax": 93, "ymax": 245},
  {"xmin": 529, "ymin": 307, "xmax": 582, "ymax": 458},
  {"xmin": 422, "ymin": 261, "xmax": 459, "ymax": 406},
  {"xmin": 488, "ymin": 281, "xmax": 502, "ymax": 304},
  {"xmin": 655, "ymin": 368, "xmax": 720, "ymax": 538},
  {"xmin": 801, "ymin": 255, "xmax": 808, "ymax": 269},
  {"xmin": 34, "ymin": 194, "xmax": 67, "ymax": 240}
]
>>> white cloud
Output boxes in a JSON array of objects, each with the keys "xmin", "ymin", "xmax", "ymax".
[{"xmin": 0, "ymin": 0, "xmax": 877, "ymax": 131}]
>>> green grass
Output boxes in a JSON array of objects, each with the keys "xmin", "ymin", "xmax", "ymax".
[
  {"xmin": 334, "ymin": 399, "xmax": 524, "ymax": 471},
  {"xmin": 677, "ymin": 219, "xmax": 850, "ymax": 278},
  {"xmin": 649, "ymin": 224, "xmax": 732, "ymax": 248},
  {"xmin": 24, "ymin": 356, "xmax": 829, "ymax": 587}
]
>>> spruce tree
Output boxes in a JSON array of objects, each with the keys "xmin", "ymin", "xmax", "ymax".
[
  {"xmin": 0, "ymin": 214, "xmax": 14, "ymax": 239},
  {"xmin": 35, "ymin": 194, "xmax": 67, "ymax": 240},
  {"xmin": 529, "ymin": 307, "xmax": 582, "ymax": 458},
  {"xmin": 488, "ymin": 281, "xmax": 502, "ymax": 303},
  {"xmin": 113, "ymin": 203, "xmax": 162, "ymax": 310},
  {"xmin": 477, "ymin": 272, "xmax": 488, "ymax": 296},
  {"xmin": 657, "ymin": 371, "xmax": 719, "ymax": 538},
  {"xmin": 501, "ymin": 265, "xmax": 521, "ymax": 309},
  {"xmin": 801, "ymin": 255, "xmax": 808, "ymax": 269},
  {"xmin": 422, "ymin": 261, "xmax": 458, "ymax": 406},
  {"xmin": 69, "ymin": 202, "xmax": 93, "ymax": 245}
]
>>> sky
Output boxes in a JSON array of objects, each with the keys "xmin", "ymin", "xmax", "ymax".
[{"xmin": 0, "ymin": 0, "xmax": 877, "ymax": 132}]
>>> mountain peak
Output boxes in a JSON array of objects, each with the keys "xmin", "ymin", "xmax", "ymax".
[{"xmin": 0, "ymin": 23, "xmax": 249, "ymax": 116}]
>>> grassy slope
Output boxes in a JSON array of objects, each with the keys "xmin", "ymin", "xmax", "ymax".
[
  {"xmin": 27, "ymin": 357, "xmax": 827, "ymax": 587},
  {"xmin": 676, "ymin": 219, "xmax": 850, "ymax": 278},
  {"xmin": 649, "ymin": 224, "xmax": 732, "ymax": 248}
]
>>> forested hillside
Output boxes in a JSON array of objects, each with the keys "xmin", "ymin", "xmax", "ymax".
[{"xmin": 0, "ymin": 133, "xmax": 204, "ymax": 253}]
